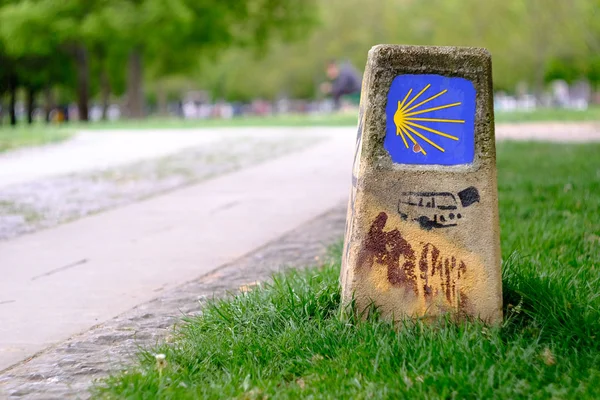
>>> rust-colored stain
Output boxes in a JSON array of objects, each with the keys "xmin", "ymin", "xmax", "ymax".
[
  {"xmin": 356, "ymin": 211, "xmax": 484, "ymax": 316},
  {"xmin": 419, "ymin": 243, "xmax": 467, "ymax": 304},
  {"xmin": 357, "ymin": 212, "xmax": 417, "ymax": 288}
]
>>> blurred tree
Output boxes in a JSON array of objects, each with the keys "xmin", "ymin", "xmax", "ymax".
[
  {"xmin": 0, "ymin": 0, "xmax": 316, "ymax": 120},
  {"xmin": 1, "ymin": 0, "xmax": 598, "ymax": 114},
  {"xmin": 87, "ymin": 0, "xmax": 316, "ymax": 118},
  {"xmin": 200, "ymin": 0, "xmax": 600, "ymax": 101},
  {"xmin": 0, "ymin": 51, "xmax": 18, "ymax": 125},
  {"xmin": 577, "ymin": 0, "xmax": 600, "ymax": 89},
  {"xmin": 545, "ymin": 57, "xmax": 584, "ymax": 84},
  {"xmin": 0, "ymin": 0, "xmax": 101, "ymax": 121}
]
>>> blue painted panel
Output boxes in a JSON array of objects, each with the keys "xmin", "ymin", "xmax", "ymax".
[{"xmin": 384, "ymin": 74, "xmax": 476, "ymax": 165}]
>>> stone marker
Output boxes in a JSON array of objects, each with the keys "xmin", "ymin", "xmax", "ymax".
[{"xmin": 341, "ymin": 45, "xmax": 502, "ymax": 323}]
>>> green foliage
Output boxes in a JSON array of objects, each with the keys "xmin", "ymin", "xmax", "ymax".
[
  {"xmin": 586, "ymin": 56, "xmax": 600, "ymax": 86},
  {"xmin": 93, "ymin": 142, "xmax": 600, "ymax": 398},
  {"xmin": 545, "ymin": 58, "xmax": 585, "ymax": 84},
  {"xmin": 200, "ymin": 0, "xmax": 600, "ymax": 99},
  {"xmin": 0, "ymin": 0, "xmax": 598, "ymax": 104},
  {"xmin": 0, "ymin": 0, "xmax": 318, "ymax": 107}
]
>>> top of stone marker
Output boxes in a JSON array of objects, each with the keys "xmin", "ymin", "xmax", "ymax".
[
  {"xmin": 361, "ymin": 44, "xmax": 496, "ymax": 168},
  {"xmin": 368, "ymin": 44, "xmax": 492, "ymax": 76}
]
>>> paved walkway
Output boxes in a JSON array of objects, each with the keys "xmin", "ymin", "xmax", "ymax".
[
  {"xmin": 0, "ymin": 122, "xmax": 598, "ymax": 189},
  {"xmin": 0, "ymin": 128, "xmax": 354, "ymax": 371},
  {"xmin": 0, "ymin": 128, "xmax": 319, "ymax": 188},
  {"xmin": 0, "ymin": 130, "xmax": 215, "ymax": 188},
  {"xmin": 0, "ymin": 133, "xmax": 318, "ymax": 241},
  {"xmin": 496, "ymin": 121, "xmax": 600, "ymax": 142}
]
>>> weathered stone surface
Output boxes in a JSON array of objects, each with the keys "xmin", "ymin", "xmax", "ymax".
[{"xmin": 341, "ymin": 45, "xmax": 502, "ymax": 323}]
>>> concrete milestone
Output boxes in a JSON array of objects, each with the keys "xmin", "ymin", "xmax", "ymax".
[{"xmin": 341, "ymin": 45, "xmax": 502, "ymax": 323}]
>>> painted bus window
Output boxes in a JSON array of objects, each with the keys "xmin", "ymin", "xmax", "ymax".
[{"xmin": 384, "ymin": 74, "xmax": 476, "ymax": 165}]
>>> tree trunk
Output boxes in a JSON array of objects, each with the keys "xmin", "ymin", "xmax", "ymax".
[
  {"xmin": 100, "ymin": 68, "xmax": 110, "ymax": 121},
  {"xmin": 26, "ymin": 86, "xmax": 36, "ymax": 124},
  {"xmin": 156, "ymin": 81, "xmax": 168, "ymax": 116},
  {"xmin": 75, "ymin": 45, "xmax": 90, "ymax": 122},
  {"xmin": 8, "ymin": 75, "xmax": 17, "ymax": 126},
  {"xmin": 43, "ymin": 85, "xmax": 54, "ymax": 123},
  {"xmin": 126, "ymin": 48, "xmax": 144, "ymax": 118}
]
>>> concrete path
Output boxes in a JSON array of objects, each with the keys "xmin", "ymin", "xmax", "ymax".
[
  {"xmin": 0, "ymin": 128, "xmax": 354, "ymax": 371},
  {"xmin": 0, "ymin": 128, "xmax": 309, "ymax": 188},
  {"xmin": 1, "ymin": 122, "xmax": 598, "ymax": 189},
  {"xmin": 496, "ymin": 122, "xmax": 600, "ymax": 142}
]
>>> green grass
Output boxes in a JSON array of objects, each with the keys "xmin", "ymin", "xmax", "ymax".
[
  {"xmin": 48, "ymin": 113, "xmax": 361, "ymax": 130},
  {"xmin": 0, "ymin": 126, "xmax": 74, "ymax": 153},
  {"xmin": 93, "ymin": 141, "xmax": 600, "ymax": 399},
  {"xmin": 86, "ymin": 106, "xmax": 597, "ymax": 128},
  {"xmin": 10, "ymin": 106, "xmax": 598, "ymax": 133}
]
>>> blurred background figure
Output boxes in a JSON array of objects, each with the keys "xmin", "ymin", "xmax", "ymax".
[{"xmin": 321, "ymin": 60, "xmax": 362, "ymax": 111}]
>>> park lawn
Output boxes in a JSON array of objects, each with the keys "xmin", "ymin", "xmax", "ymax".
[
  {"xmin": 93, "ymin": 141, "xmax": 600, "ymax": 399},
  {"xmin": 68, "ymin": 113, "xmax": 359, "ymax": 129},
  {"xmin": 0, "ymin": 126, "xmax": 74, "ymax": 153}
]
